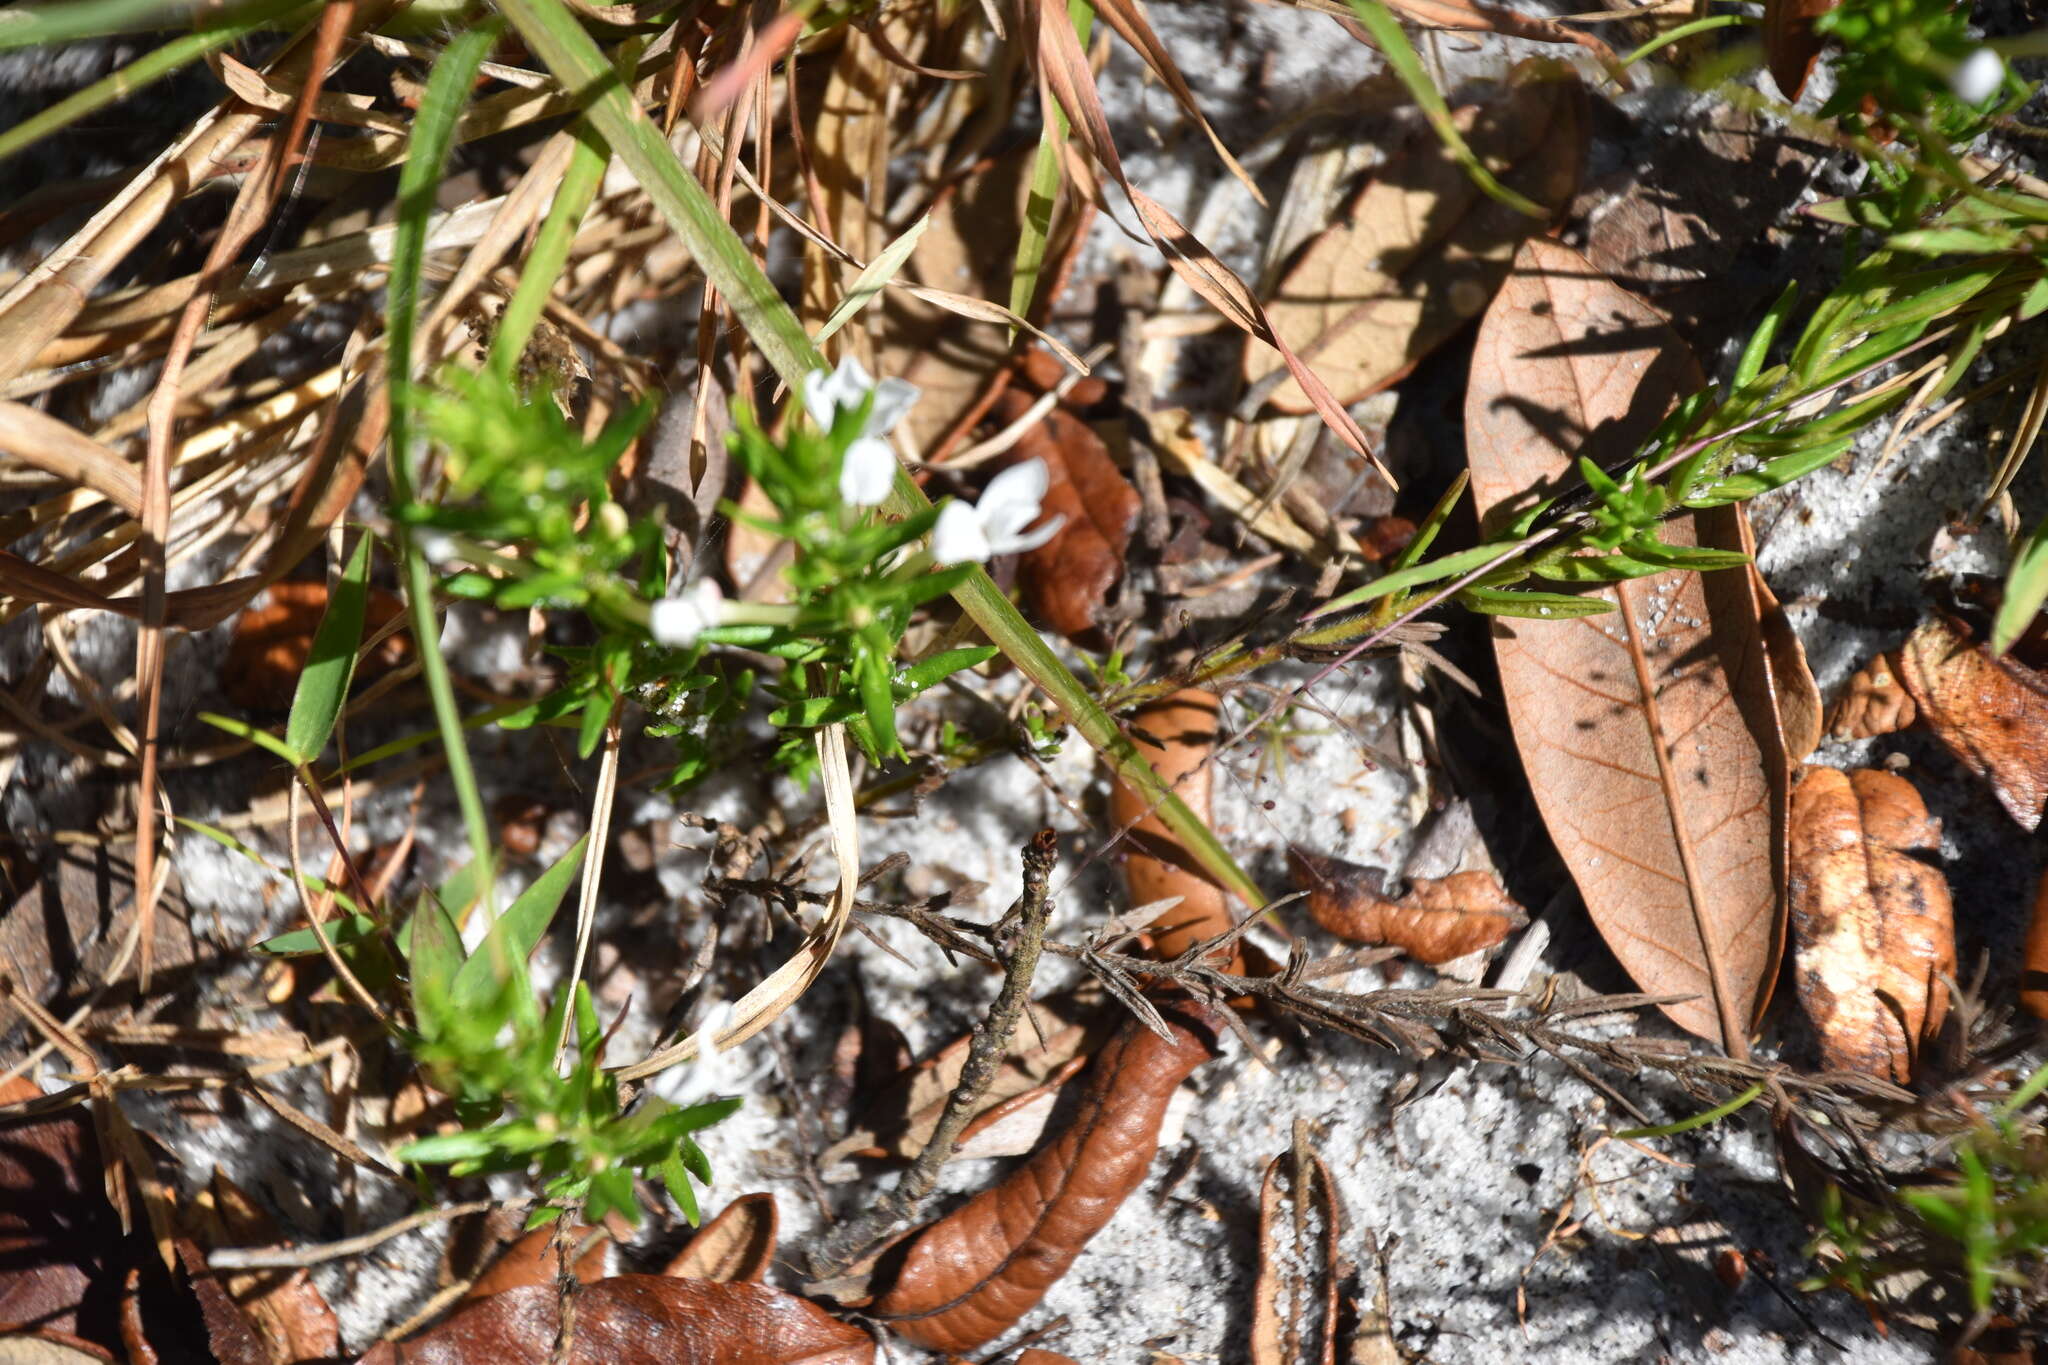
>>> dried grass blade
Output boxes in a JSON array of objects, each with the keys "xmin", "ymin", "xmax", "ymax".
[
  {"xmin": 620, "ymin": 724, "xmax": 859, "ymax": 1080},
  {"xmin": 1088, "ymin": 0, "xmax": 1265, "ymax": 204}
]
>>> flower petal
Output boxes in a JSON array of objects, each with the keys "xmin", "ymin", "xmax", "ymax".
[
  {"xmin": 868, "ymin": 376, "xmax": 921, "ymax": 435},
  {"xmin": 977, "ymin": 457, "xmax": 1051, "ymax": 539},
  {"xmin": 801, "ymin": 368, "xmax": 836, "ymax": 430},
  {"xmin": 839, "ymin": 436, "xmax": 898, "ymax": 506},
  {"xmin": 932, "ymin": 499, "xmax": 992, "ymax": 564},
  {"xmin": 991, "ymin": 512, "xmax": 1066, "ymax": 557}
]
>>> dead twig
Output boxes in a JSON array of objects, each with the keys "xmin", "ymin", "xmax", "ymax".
[{"xmin": 808, "ymin": 827, "xmax": 1059, "ymax": 1279}]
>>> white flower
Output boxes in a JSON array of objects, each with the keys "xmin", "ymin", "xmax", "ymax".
[
  {"xmin": 802, "ymin": 355, "xmax": 920, "ymax": 507},
  {"xmin": 650, "ymin": 579, "xmax": 725, "ymax": 648},
  {"xmin": 648, "ymin": 1002, "xmax": 737, "ymax": 1109},
  {"xmin": 931, "ymin": 457, "xmax": 1065, "ymax": 564},
  {"xmin": 1952, "ymin": 47, "xmax": 2005, "ymax": 104}
]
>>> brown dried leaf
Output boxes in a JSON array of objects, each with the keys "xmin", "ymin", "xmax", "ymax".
[
  {"xmin": 188, "ymin": 1171, "xmax": 341, "ymax": 1364},
  {"xmin": 1108, "ymin": 691, "xmax": 1237, "ymax": 968},
  {"xmin": 868, "ymin": 999, "xmax": 1222, "ymax": 1352},
  {"xmin": 0, "ymin": 1330, "xmax": 117, "ymax": 1362},
  {"xmin": 825, "ymin": 992, "xmax": 1110, "ymax": 1164},
  {"xmin": 1251, "ymin": 68, "xmax": 1586, "ymax": 411},
  {"xmin": 1286, "ymin": 849, "xmax": 1526, "ymax": 965},
  {"xmin": 2023, "ymin": 868, "xmax": 2048, "ymax": 1022},
  {"xmin": 222, "ymin": 579, "xmax": 408, "ymax": 711},
  {"xmin": 1895, "ymin": 615, "xmax": 2048, "ymax": 830},
  {"xmin": 1466, "ymin": 236, "xmax": 1789, "ymax": 1056},
  {"xmin": 993, "ymin": 389, "xmax": 1141, "ymax": 640},
  {"xmin": 462, "ymin": 1222, "xmax": 610, "ymax": 1303},
  {"xmin": 1765, "ymin": 0, "xmax": 1838, "ymax": 99},
  {"xmin": 1251, "ymin": 1136, "xmax": 1340, "ymax": 1365},
  {"xmin": 1013, "ymin": 1353, "xmax": 1082, "ymax": 1365},
  {"xmin": 1788, "ymin": 768, "xmax": 1954, "ymax": 1081},
  {"xmin": 1829, "ymin": 652, "xmax": 1918, "ymax": 741},
  {"xmin": 664, "ymin": 1194, "xmax": 778, "ymax": 1284},
  {"xmin": 356, "ymin": 1277, "xmax": 872, "ymax": 1364}
]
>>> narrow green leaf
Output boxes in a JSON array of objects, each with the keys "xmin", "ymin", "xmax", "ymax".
[
  {"xmin": 396, "ymin": 1130, "xmax": 497, "ymax": 1164},
  {"xmin": 450, "ymin": 835, "xmax": 587, "ymax": 1013},
  {"xmin": 1995, "ymin": 511, "xmax": 2048, "ymax": 655},
  {"xmin": 492, "ymin": 120, "xmax": 611, "ymax": 378},
  {"xmin": 256, "ymin": 913, "xmax": 380, "ymax": 957},
  {"xmin": 1614, "ymin": 1081, "xmax": 1766, "ymax": 1139},
  {"xmin": 1010, "ymin": 0, "xmax": 1093, "ymax": 324},
  {"xmin": 199, "ymin": 711, "xmax": 305, "ymax": 767},
  {"xmin": 405, "ymin": 888, "xmax": 467, "ymax": 1034},
  {"xmin": 1458, "ymin": 586, "xmax": 1613, "ymax": 618},
  {"xmin": 1386, "ymin": 470, "xmax": 1468, "ymax": 574},
  {"xmin": 1344, "ymin": 0, "xmax": 1543, "ymax": 218},
  {"xmin": 815, "ymin": 212, "xmax": 931, "ymax": 346},
  {"xmin": 1310, "ymin": 542, "xmax": 1511, "ymax": 618},
  {"xmin": 284, "ymin": 534, "xmax": 375, "ymax": 765}
]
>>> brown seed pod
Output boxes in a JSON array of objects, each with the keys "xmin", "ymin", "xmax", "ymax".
[{"xmin": 1787, "ymin": 767, "xmax": 1955, "ymax": 1081}]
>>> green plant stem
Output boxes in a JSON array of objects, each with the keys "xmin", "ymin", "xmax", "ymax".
[
  {"xmin": 497, "ymin": 0, "xmax": 1264, "ymax": 908},
  {"xmin": 390, "ymin": 24, "xmax": 505, "ymax": 897},
  {"xmin": 490, "ymin": 109, "xmax": 620, "ymax": 376},
  {"xmin": 1618, "ymin": 13, "xmax": 1754, "ymax": 68}
]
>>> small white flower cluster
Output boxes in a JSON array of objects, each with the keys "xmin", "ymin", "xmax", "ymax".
[{"xmin": 805, "ymin": 356, "xmax": 919, "ymax": 507}]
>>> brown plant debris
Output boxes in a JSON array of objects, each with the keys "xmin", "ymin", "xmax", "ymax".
[
  {"xmin": 1249, "ymin": 63, "xmax": 1585, "ymax": 411},
  {"xmin": 1250, "ymin": 1126, "xmax": 1341, "ymax": 1365},
  {"xmin": 461, "ymin": 1221, "xmax": 611, "ymax": 1303},
  {"xmin": 354, "ymin": 1277, "xmax": 873, "ymax": 1364},
  {"xmin": 1895, "ymin": 614, "xmax": 2048, "ymax": 830},
  {"xmin": 186, "ymin": 1171, "xmax": 342, "ymax": 1363},
  {"xmin": 2025, "ymin": 870, "xmax": 2048, "ymax": 1022},
  {"xmin": 1287, "ymin": 848, "xmax": 1526, "ymax": 965},
  {"xmin": 1108, "ymin": 689, "xmax": 1237, "ymax": 968},
  {"xmin": 1829, "ymin": 652, "xmax": 1918, "ymax": 741},
  {"xmin": 1787, "ymin": 767, "xmax": 1955, "ymax": 1082},
  {"xmin": 1465, "ymin": 235, "xmax": 1790, "ymax": 1057},
  {"xmin": 867, "ymin": 997, "xmax": 1222, "ymax": 1352}
]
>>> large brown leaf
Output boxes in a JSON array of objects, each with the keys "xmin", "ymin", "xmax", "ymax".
[
  {"xmin": 1249, "ymin": 68, "xmax": 1585, "ymax": 412},
  {"xmin": 1787, "ymin": 768, "xmax": 1953, "ymax": 1081},
  {"xmin": 1465, "ymin": 237, "xmax": 1790, "ymax": 1055},
  {"xmin": 355, "ymin": 1278, "xmax": 871, "ymax": 1365},
  {"xmin": 868, "ymin": 999, "xmax": 1220, "ymax": 1351}
]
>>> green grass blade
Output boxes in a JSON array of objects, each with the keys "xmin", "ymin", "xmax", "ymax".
[
  {"xmin": 1010, "ymin": 0, "xmax": 1093, "ymax": 324},
  {"xmin": 285, "ymin": 532, "xmax": 374, "ymax": 765},
  {"xmin": 451, "ymin": 835, "xmax": 588, "ymax": 1012},
  {"xmin": 199, "ymin": 711, "xmax": 304, "ymax": 767},
  {"xmin": 1614, "ymin": 1081, "xmax": 1766, "ymax": 1140},
  {"xmin": 1343, "ymin": 0, "xmax": 1543, "ymax": 218},
  {"xmin": 0, "ymin": 0, "xmax": 306, "ymax": 161},
  {"xmin": 0, "ymin": 0, "xmax": 303, "ymax": 47},
  {"xmin": 491, "ymin": 121, "xmax": 611, "ymax": 379}
]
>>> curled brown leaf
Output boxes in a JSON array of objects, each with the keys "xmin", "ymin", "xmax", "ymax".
[
  {"xmin": 1764, "ymin": 0, "xmax": 1839, "ymax": 100},
  {"xmin": 1251, "ymin": 1134, "xmax": 1340, "ymax": 1365},
  {"xmin": 664, "ymin": 1194, "xmax": 779, "ymax": 1284},
  {"xmin": 188, "ymin": 1171, "xmax": 341, "ymax": 1363},
  {"xmin": 868, "ymin": 998, "xmax": 1221, "ymax": 1352},
  {"xmin": 1788, "ymin": 767, "xmax": 1954, "ymax": 1081},
  {"xmin": 1895, "ymin": 615, "xmax": 2048, "ymax": 830},
  {"xmin": 1286, "ymin": 849, "xmax": 1525, "ymax": 965},
  {"xmin": 1108, "ymin": 691, "xmax": 1237, "ymax": 968},
  {"xmin": 1829, "ymin": 653, "xmax": 1917, "ymax": 741},
  {"xmin": 355, "ymin": 1277, "xmax": 872, "ymax": 1365}
]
